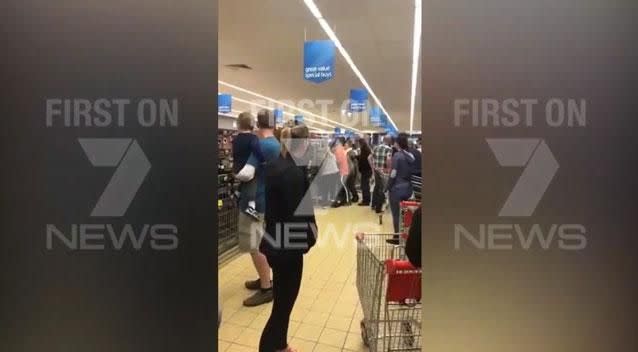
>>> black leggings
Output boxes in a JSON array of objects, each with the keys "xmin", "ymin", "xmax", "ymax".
[
  {"xmin": 360, "ymin": 171, "xmax": 371, "ymax": 204},
  {"xmin": 259, "ymin": 254, "xmax": 303, "ymax": 352}
]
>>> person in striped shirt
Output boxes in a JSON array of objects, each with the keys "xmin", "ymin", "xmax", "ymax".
[{"xmin": 368, "ymin": 135, "xmax": 393, "ymax": 213}]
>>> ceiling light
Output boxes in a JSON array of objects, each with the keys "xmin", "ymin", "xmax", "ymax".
[
  {"xmin": 218, "ymin": 81, "xmax": 358, "ymax": 132},
  {"xmin": 409, "ymin": 0, "xmax": 422, "ymax": 135},
  {"xmin": 303, "ymin": 0, "xmax": 398, "ymax": 131}
]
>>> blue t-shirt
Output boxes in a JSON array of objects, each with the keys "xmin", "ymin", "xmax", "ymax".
[{"xmin": 247, "ymin": 136, "xmax": 281, "ymax": 213}]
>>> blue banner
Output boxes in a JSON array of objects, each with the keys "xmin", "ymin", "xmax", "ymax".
[
  {"xmin": 380, "ymin": 113, "xmax": 388, "ymax": 129},
  {"xmin": 304, "ymin": 40, "xmax": 335, "ymax": 84},
  {"xmin": 349, "ymin": 88, "xmax": 368, "ymax": 112},
  {"xmin": 370, "ymin": 106, "xmax": 381, "ymax": 126},
  {"xmin": 382, "ymin": 113, "xmax": 397, "ymax": 134},
  {"xmin": 218, "ymin": 94, "xmax": 232, "ymax": 114},
  {"xmin": 273, "ymin": 109, "xmax": 284, "ymax": 125},
  {"xmin": 294, "ymin": 115, "xmax": 304, "ymax": 125}
]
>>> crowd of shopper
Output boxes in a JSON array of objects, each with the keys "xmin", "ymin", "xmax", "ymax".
[
  {"xmin": 315, "ymin": 132, "xmax": 422, "ymax": 236},
  {"xmin": 227, "ymin": 109, "xmax": 422, "ymax": 352}
]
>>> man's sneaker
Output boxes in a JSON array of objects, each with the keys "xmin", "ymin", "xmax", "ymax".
[
  {"xmin": 244, "ymin": 278, "xmax": 261, "ymax": 290},
  {"xmin": 245, "ymin": 279, "xmax": 272, "ymax": 290},
  {"xmin": 243, "ymin": 289, "xmax": 273, "ymax": 307},
  {"xmin": 243, "ymin": 206, "xmax": 260, "ymax": 221}
]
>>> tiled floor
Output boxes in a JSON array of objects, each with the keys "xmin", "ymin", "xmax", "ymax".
[{"xmin": 219, "ymin": 205, "xmax": 393, "ymax": 351}]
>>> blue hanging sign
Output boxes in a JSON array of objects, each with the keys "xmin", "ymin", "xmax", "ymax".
[
  {"xmin": 370, "ymin": 106, "xmax": 381, "ymax": 126},
  {"xmin": 303, "ymin": 40, "xmax": 335, "ymax": 84},
  {"xmin": 349, "ymin": 88, "xmax": 368, "ymax": 112},
  {"xmin": 379, "ymin": 113, "xmax": 389, "ymax": 129},
  {"xmin": 294, "ymin": 115, "xmax": 304, "ymax": 125},
  {"xmin": 218, "ymin": 94, "xmax": 232, "ymax": 114},
  {"xmin": 274, "ymin": 109, "xmax": 284, "ymax": 125}
]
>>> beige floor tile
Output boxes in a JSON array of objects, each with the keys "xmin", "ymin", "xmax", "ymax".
[
  {"xmin": 247, "ymin": 313, "xmax": 269, "ymax": 330},
  {"xmin": 234, "ymin": 327, "xmax": 262, "ymax": 348},
  {"xmin": 228, "ymin": 310, "xmax": 259, "ymax": 327},
  {"xmin": 225, "ymin": 343, "xmax": 254, "ymax": 352},
  {"xmin": 219, "ymin": 322, "xmax": 245, "ymax": 343},
  {"xmin": 331, "ymin": 302, "xmax": 356, "ymax": 318},
  {"xmin": 295, "ymin": 296, "xmax": 316, "ymax": 310},
  {"xmin": 303, "ymin": 310, "xmax": 330, "ymax": 326},
  {"xmin": 290, "ymin": 307, "xmax": 311, "ymax": 322},
  {"xmin": 313, "ymin": 343, "xmax": 342, "ymax": 352},
  {"xmin": 343, "ymin": 332, "xmax": 366, "ymax": 351},
  {"xmin": 294, "ymin": 322, "xmax": 323, "ymax": 341},
  {"xmin": 256, "ymin": 303, "xmax": 273, "ymax": 316},
  {"xmin": 299, "ymin": 287, "xmax": 320, "ymax": 300},
  {"xmin": 349, "ymin": 316, "xmax": 362, "ymax": 333},
  {"xmin": 289, "ymin": 337, "xmax": 317, "ymax": 351},
  {"xmin": 318, "ymin": 327, "xmax": 348, "ymax": 348},
  {"xmin": 217, "ymin": 340, "xmax": 230, "ymax": 352},
  {"xmin": 325, "ymin": 314, "xmax": 352, "ymax": 332},
  {"xmin": 288, "ymin": 320, "xmax": 301, "ymax": 336},
  {"xmin": 310, "ymin": 298, "xmax": 335, "ymax": 313}
]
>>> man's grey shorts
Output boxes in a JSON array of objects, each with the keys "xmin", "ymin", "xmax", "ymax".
[{"xmin": 237, "ymin": 212, "xmax": 264, "ymax": 253}]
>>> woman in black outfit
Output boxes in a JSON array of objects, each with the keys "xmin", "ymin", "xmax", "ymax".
[
  {"xmin": 259, "ymin": 124, "xmax": 317, "ymax": 352},
  {"xmin": 357, "ymin": 138, "xmax": 372, "ymax": 206}
]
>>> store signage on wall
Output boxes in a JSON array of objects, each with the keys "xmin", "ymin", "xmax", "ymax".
[
  {"xmin": 303, "ymin": 40, "xmax": 335, "ymax": 83},
  {"xmin": 218, "ymin": 94, "xmax": 232, "ymax": 113},
  {"xmin": 274, "ymin": 109, "xmax": 284, "ymax": 125},
  {"xmin": 370, "ymin": 106, "xmax": 381, "ymax": 126},
  {"xmin": 349, "ymin": 88, "xmax": 368, "ymax": 112}
]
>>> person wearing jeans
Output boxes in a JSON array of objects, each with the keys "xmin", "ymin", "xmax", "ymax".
[
  {"xmin": 386, "ymin": 133, "xmax": 415, "ymax": 234},
  {"xmin": 369, "ymin": 136, "xmax": 393, "ymax": 213}
]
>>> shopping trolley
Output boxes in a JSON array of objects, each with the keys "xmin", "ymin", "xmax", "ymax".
[{"xmin": 356, "ymin": 233, "xmax": 422, "ymax": 351}]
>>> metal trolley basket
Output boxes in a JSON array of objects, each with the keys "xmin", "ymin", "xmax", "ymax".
[{"xmin": 356, "ymin": 233, "xmax": 422, "ymax": 351}]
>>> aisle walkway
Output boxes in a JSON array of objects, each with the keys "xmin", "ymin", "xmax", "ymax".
[{"xmin": 219, "ymin": 205, "xmax": 393, "ymax": 352}]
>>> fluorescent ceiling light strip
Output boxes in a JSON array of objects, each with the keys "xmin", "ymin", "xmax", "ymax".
[
  {"xmin": 304, "ymin": 0, "xmax": 398, "ymax": 131},
  {"xmin": 309, "ymin": 127, "xmax": 332, "ymax": 133},
  {"xmin": 409, "ymin": 0, "xmax": 422, "ymax": 134},
  {"xmin": 219, "ymin": 81, "xmax": 359, "ymax": 132},
  {"xmin": 233, "ymin": 96, "xmax": 336, "ymax": 129}
]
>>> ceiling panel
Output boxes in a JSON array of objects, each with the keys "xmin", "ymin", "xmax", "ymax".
[{"xmin": 219, "ymin": 0, "xmax": 421, "ymax": 132}]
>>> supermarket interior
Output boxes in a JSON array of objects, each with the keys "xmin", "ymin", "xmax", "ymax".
[{"xmin": 217, "ymin": 1, "xmax": 422, "ymax": 351}]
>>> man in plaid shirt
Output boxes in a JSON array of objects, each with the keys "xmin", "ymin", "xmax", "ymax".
[{"xmin": 368, "ymin": 135, "xmax": 393, "ymax": 213}]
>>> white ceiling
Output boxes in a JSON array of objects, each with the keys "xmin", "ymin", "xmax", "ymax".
[{"xmin": 219, "ymin": 0, "xmax": 421, "ymax": 132}]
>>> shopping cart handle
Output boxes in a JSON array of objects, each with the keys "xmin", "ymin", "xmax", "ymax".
[{"xmin": 400, "ymin": 200, "xmax": 421, "ymax": 207}]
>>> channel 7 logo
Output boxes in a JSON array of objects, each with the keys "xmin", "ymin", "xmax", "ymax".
[
  {"xmin": 46, "ymin": 138, "xmax": 178, "ymax": 251},
  {"xmin": 79, "ymin": 138, "xmax": 151, "ymax": 216},
  {"xmin": 454, "ymin": 138, "xmax": 586, "ymax": 251},
  {"xmin": 486, "ymin": 138, "xmax": 558, "ymax": 217}
]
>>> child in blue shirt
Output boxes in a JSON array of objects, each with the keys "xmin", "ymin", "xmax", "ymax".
[{"xmin": 233, "ymin": 112, "xmax": 264, "ymax": 219}]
